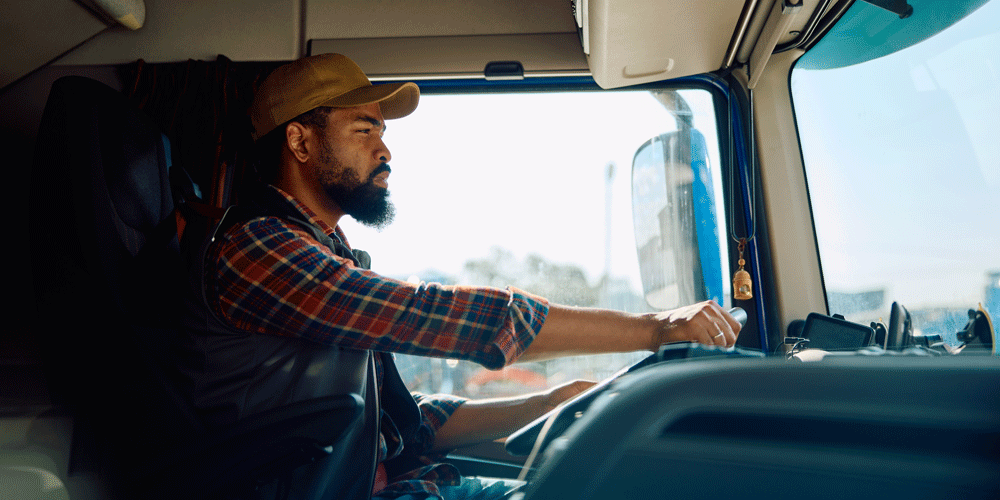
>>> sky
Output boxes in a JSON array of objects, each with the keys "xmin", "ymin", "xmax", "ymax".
[{"xmin": 791, "ymin": 0, "xmax": 999, "ymax": 310}]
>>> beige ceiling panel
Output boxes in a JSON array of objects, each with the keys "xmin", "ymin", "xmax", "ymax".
[
  {"xmin": 586, "ymin": 0, "xmax": 746, "ymax": 89},
  {"xmin": 1, "ymin": 1, "xmax": 107, "ymax": 88},
  {"xmin": 305, "ymin": 0, "xmax": 577, "ymax": 40},
  {"xmin": 310, "ymin": 34, "xmax": 588, "ymax": 79},
  {"xmin": 58, "ymin": 0, "xmax": 301, "ymax": 65}
]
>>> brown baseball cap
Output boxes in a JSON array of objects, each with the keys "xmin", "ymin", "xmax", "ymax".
[{"xmin": 249, "ymin": 53, "xmax": 420, "ymax": 141}]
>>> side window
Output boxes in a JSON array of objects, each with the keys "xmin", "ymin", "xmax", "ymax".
[
  {"xmin": 340, "ymin": 88, "xmax": 726, "ymax": 397},
  {"xmin": 791, "ymin": 1, "xmax": 999, "ymax": 345}
]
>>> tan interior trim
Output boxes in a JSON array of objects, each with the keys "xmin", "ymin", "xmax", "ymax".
[
  {"xmin": 748, "ymin": 0, "xmax": 803, "ymax": 88},
  {"xmin": 749, "ymin": 49, "xmax": 827, "ymax": 329}
]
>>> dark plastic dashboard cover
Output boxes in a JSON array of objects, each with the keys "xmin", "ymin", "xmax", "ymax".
[{"xmin": 523, "ymin": 355, "xmax": 999, "ymax": 500}]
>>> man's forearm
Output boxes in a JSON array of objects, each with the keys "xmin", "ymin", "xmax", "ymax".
[
  {"xmin": 519, "ymin": 304, "xmax": 656, "ymax": 362},
  {"xmin": 430, "ymin": 380, "xmax": 593, "ymax": 452},
  {"xmin": 521, "ymin": 300, "xmax": 741, "ymax": 362}
]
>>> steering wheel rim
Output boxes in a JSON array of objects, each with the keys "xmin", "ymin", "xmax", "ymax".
[{"xmin": 505, "ymin": 308, "xmax": 751, "ymax": 456}]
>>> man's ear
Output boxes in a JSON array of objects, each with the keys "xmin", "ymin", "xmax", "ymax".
[{"xmin": 285, "ymin": 121, "xmax": 312, "ymax": 164}]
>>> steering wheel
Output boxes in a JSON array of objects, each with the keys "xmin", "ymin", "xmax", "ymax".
[{"xmin": 504, "ymin": 307, "xmax": 751, "ymax": 456}]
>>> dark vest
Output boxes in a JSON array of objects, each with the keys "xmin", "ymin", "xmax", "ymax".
[{"xmin": 176, "ymin": 184, "xmax": 420, "ymax": 497}]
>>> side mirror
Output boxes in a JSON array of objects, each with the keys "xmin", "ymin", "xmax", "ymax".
[{"xmin": 632, "ymin": 129, "xmax": 723, "ymax": 309}]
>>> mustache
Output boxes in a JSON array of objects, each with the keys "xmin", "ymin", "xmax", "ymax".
[{"xmin": 367, "ymin": 163, "xmax": 391, "ymax": 182}]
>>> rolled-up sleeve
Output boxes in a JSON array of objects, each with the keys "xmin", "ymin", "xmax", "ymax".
[
  {"xmin": 210, "ymin": 217, "xmax": 549, "ymax": 369},
  {"xmin": 407, "ymin": 392, "xmax": 467, "ymax": 455}
]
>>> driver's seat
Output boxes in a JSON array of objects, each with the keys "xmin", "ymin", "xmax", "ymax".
[{"xmin": 30, "ymin": 75, "xmax": 373, "ymax": 499}]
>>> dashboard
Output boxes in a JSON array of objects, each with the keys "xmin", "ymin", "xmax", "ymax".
[{"xmin": 502, "ymin": 308, "xmax": 998, "ymax": 499}]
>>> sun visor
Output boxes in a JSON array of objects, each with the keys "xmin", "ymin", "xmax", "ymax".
[
  {"xmin": 309, "ymin": 34, "xmax": 589, "ymax": 81},
  {"xmin": 582, "ymin": 0, "xmax": 745, "ymax": 89}
]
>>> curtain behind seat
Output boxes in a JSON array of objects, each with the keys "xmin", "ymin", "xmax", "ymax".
[{"xmin": 117, "ymin": 55, "xmax": 283, "ymax": 210}]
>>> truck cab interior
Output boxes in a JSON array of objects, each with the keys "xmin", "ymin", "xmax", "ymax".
[{"xmin": 3, "ymin": 0, "xmax": 998, "ymax": 499}]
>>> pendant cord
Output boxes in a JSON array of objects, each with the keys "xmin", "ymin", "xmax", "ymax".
[{"xmin": 728, "ymin": 87, "xmax": 756, "ymax": 244}]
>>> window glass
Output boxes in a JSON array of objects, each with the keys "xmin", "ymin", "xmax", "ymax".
[
  {"xmin": 339, "ymin": 88, "xmax": 724, "ymax": 397},
  {"xmin": 791, "ymin": 1, "xmax": 999, "ymax": 345}
]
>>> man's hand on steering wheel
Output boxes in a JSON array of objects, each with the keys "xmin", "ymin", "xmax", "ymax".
[{"xmin": 536, "ymin": 379, "xmax": 597, "ymax": 415}]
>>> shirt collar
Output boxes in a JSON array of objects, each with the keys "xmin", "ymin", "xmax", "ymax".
[{"xmin": 266, "ymin": 184, "xmax": 352, "ymax": 246}]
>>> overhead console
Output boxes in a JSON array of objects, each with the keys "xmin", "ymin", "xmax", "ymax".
[{"xmin": 30, "ymin": 0, "xmax": 835, "ymax": 92}]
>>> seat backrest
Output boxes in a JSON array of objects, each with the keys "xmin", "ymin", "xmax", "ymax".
[
  {"xmin": 30, "ymin": 75, "xmax": 181, "ymax": 338},
  {"xmin": 31, "ymin": 74, "xmax": 209, "ymax": 488},
  {"xmin": 30, "ymin": 76, "xmax": 372, "ymax": 499}
]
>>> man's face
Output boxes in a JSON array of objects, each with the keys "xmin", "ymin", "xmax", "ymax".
[{"xmin": 315, "ymin": 104, "xmax": 395, "ymax": 229}]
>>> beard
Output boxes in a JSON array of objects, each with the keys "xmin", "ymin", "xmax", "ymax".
[{"xmin": 317, "ymin": 142, "xmax": 396, "ymax": 230}]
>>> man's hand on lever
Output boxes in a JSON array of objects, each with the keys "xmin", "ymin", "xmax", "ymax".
[
  {"xmin": 648, "ymin": 301, "xmax": 742, "ymax": 348},
  {"xmin": 520, "ymin": 300, "xmax": 742, "ymax": 362}
]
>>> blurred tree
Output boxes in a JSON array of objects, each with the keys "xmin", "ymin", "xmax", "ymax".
[{"xmin": 461, "ymin": 246, "xmax": 597, "ymax": 307}]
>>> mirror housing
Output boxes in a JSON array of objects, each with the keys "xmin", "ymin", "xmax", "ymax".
[{"xmin": 632, "ymin": 128, "xmax": 722, "ymax": 309}]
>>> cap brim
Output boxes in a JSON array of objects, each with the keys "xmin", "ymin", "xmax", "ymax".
[{"xmin": 320, "ymin": 81, "xmax": 420, "ymax": 120}]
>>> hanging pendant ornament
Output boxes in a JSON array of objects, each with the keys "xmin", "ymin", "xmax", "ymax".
[
  {"xmin": 727, "ymin": 89, "xmax": 756, "ymax": 303},
  {"xmin": 733, "ymin": 238, "xmax": 753, "ymax": 300}
]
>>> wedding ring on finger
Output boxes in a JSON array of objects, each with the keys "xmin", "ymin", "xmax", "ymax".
[{"xmin": 712, "ymin": 331, "xmax": 724, "ymax": 339}]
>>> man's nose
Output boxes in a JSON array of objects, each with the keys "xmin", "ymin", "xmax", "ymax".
[{"xmin": 375, "ymin": 136, "xmax": 391, "ymax": 163}]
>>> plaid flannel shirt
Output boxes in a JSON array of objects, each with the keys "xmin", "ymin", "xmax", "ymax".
[{"xmin": 207, "ymin": 186, "xmax": 548, "ymax": 498}]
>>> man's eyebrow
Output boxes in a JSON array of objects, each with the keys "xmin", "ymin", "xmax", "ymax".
[{"xmin": 355, "ymin": 114, "xmax": 386, "ymax": 133}]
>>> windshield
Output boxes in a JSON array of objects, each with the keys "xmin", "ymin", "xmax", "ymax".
[
  {"xmin": 791, "ymin": 0, "xmax": 999, "ymax": 345},
  {"xmin": 340, "ymin": 87, "xmax": 725, "ymax": 397}
]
